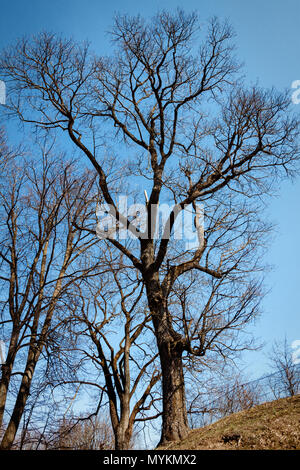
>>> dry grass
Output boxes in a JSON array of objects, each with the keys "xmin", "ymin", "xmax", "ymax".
[{"xmin": 158, "ymin": 395, "xmax": 300, "ymax": 450}]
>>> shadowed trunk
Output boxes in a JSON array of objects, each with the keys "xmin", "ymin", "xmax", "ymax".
[
  {"xmin": 0, "ymin": 331, "xmax": 19, "ymax": 429},
  {"xmin": 0, "ymin": 365, "xmax": 13, "ymax": 429},
  {"xmin": 144, "ymin": 268, "xmax": 189, "ymax": 446},
  {"xmin": 158, "ymin": 341, "xmax": 189, "ymax": 445}
]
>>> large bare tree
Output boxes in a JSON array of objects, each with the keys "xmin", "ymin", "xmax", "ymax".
[{"xmin": 1, "ymin": 10, "xmax": 299, "ymax": 444}]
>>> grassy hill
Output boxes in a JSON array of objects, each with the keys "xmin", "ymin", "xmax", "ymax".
[{"xmin": 159, "ymin": 395, "xmax": 300, "ymax": 450}]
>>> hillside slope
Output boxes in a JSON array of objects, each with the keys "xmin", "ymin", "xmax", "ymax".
[{"xmin": 159, "ymin": 395, "xmax": 300, "ymax": 450}]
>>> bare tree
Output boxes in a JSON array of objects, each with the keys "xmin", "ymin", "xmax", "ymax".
[
  {"xmin": 0, "ymin": 127, "xmax": 16, "ymax": 169},
  {"xmin": 54, "ymin": 247, "xmax": 161, "ymax": 450},
  {"xmin": 1, "ymin": 10, "xmax": 299, "ymax": 445},
  {"xmin": 268, "ymin": 338, "xmax": 300, "ymax": 398},
  {"xmin": 49, "ymin": 415, "xmax": 115, "ymax": 450},
  {"xmin": 0, "ymin": 135, "xmax": 105, "ymax": 449},
  {"xmin": 214, "ymin": 374, "xmax": 260, "ymax": 419}
]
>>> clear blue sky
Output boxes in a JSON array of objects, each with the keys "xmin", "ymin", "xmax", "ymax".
[{"xmin": 0, "ymin": 0, "xmax": 300, "ymax": 379}]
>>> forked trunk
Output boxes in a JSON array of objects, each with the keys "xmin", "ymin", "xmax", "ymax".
[
  {"xmin": 115, "ymin": 426, "xmax": 132, "ymax": 450},
  {"xmin": 114, "ymin": 403, "xmax": 132, "ymax": 450}
]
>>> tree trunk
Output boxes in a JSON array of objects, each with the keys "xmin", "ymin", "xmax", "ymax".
[
  {"xmin": 0, "ymin": 352, "xmax": 38, "ymax": 449},
  {"xmin": 0, "ymin": 365, "xmax": 12, "ymax": 429},
  {"xmin": 115, "ymin": 425, "xmax": 132, "ymax": 450},
  {"xmin": 144, "ymin": 270, "xmax": 189, "ymax": 446},
  {"xmin": 114, "ymin": 393, "xmax": 132, "ymax": 450},
  {"xmin": 0, "ymin": 331, "xmax": 19, "ymax": 428},
  {"xmin": 158, "ymin": 340, "xmax": 189, "ymax": 445}
]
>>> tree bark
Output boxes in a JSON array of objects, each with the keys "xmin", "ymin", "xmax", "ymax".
[
  {"xmin": 158, "ymin": 340, "xmax": 189, "ymax": 445},
  {"xmin": 0, "ymin": 349, "xmax": 38, "ymax": 449},
  {"xmin": 115, "ymin": 423, "xmax": 132, "ymax": 451},
  {"xmin": 144, "ymin": 269, "xmax": 189, "ymax": 446},
  {"xmin": 114, "ymin": 394, "xmax": 131, "ymax": 450},
  {"xmin": 0, "ymin": 364, "xmax": 13, "ymax": 429},
  {"xmin": 0, "ymin": 331, "xmax": 19, "ymax": 429}
]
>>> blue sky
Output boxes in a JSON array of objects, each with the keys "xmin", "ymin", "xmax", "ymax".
[{"xmin": 0, "ymin": 0, "xmax": 300, "ymax": 379}]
